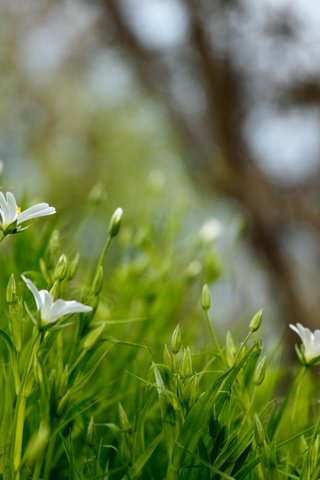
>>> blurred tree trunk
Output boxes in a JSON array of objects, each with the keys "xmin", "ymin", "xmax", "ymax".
[{"xmin": 101, "ymin": 0, "xmax": 320, "ymax": 345}]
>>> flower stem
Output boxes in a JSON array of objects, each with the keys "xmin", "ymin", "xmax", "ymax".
[
  {"xmin": 56, "ymin": 332, "xmax": 64, "ymax": 379},
  {"xmin": 32, "ymin": 458, "xmax": 43, "ymax": 480},
  {"xmin": 93, "ymin": 234, "xmax": 112, "ymax": 283},
  {"xmin": 291, "ymin": 366, "xmax": 308, "ymax": 422},
  {"xmin": 203, "ymin": 310, "xmax": 224, "ymax": 361},
  {"xmin": 233, "ymin": 330, "xmax": 253, "ymax": 363},
  {"xmin": 68, "ymin": 349, "xmax": 86, "ymax": 377},
  {"xmin": 13, "ymin": 395, "xmax": 27, "ymax": 478},
  {"xmin": 44, "ymin": 432, "xmax": 58, "ymax": 478},
  {"xmin": 12, "ymin": 335, "xmax": 39, "ymax": 478}
]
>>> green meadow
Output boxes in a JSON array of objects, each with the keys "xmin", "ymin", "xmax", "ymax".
[{"xmin": 0, "ymin": 189, "xmax": 318, "ymax": 480}]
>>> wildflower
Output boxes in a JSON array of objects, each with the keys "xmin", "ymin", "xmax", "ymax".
[
  {"xmin": 290, "ymin": 323, "xmax": 320, "ymax": 366},
  {"xmin": 0, "ymin": 192, "xmax": 55, "ymax": 235},
  {"xmin": 199, "ymin": 219, "xmax": 222, "ymax": 243},
  {"xmin": 22, "ymin": 275, "xmax": 92, "ymax": 326}
]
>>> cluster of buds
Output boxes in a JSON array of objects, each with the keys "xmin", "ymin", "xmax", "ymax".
[{"xmin": 161, "ymin": 323, "xmax": 198, "ymax": 414}]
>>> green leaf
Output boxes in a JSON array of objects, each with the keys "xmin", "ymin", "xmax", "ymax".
[
  {"xmin": 169, "ymin": 346, "xmax": 256, "ymax": 476},
  {"xmin": 0, "ymin": 329, "xmax": 15, "ymax": 354},
  {"xmin": 153, "ymin": 365, "xmax": 180, "ymax": 460},
  {"xmin": 122, "ymin": 433, "xmax": 163, "ymax": 479},
  {"xmin": 234, "ymin": 457, "xmax": 261, "ymax": 479}
]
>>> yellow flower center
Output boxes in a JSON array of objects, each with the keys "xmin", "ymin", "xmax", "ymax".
[{"xmin": 16, "ymin": 207, "xmax": 21, "ymax": 215}]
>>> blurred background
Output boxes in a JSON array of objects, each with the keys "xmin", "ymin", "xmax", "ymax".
[{"xmin": 1, "ymin": 0, "xmax": 320, "ymax": 344}]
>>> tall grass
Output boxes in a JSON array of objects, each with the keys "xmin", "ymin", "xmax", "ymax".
[{"xmin": 0, "ymin": 191, "xmax": 319, "ymax": 479}]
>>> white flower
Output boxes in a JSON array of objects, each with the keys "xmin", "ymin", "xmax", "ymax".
[
  {"xmin": 290, "ymin": 323, "xmax": 320, "ymax": 366},
  {"xmin": 199, "ymin": 219, "xmax": 222, "ymax": 243},
  {"xmin": 0, "ymin": 192, "xmax": 55, "ymax": 233},
  {"xmin": 22, "ymin": 275, "xmax": 92, "ymax": 326}
]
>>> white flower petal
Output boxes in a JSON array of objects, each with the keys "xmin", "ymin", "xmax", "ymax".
[
  {"xmin": 50, "ymin": 300, "xmax": 92, "ymax": 323},
  {"xmin": 21, "ymin": 275, "xmax": 43, "ymax": 311},
  {"xmin": 289, "ymin": 324, "xmax": 300, "ymax": 335},
  {"xmin": 38, "ymin": 290, "xmax": 54, "ymax": 322},
  {"xmin": 199, "ymin": 219, "xmax": 222, "ymax": 243},
  {"xmin": 290, "ymin": 322, "xmax": 320, "ymax": 364},
  {"xmin": 295, "ymin": 323, "xmax": 311, "ymax": 345},
  {"xmin": 314, "ymin": 330, "xmax": 320, "ymax": 344},
  {"xmin": 6, "ymin": 192, "xmax": 18, "ymax": 224},
  {"xmin": 0, "ymin": 192, "xmax": 10, "ymax": 225},
  {"xmin": 17, "ymin": 204, "xmax": 56, "ymax": 224}
]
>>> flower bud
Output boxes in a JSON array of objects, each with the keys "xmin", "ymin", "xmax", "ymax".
[
  {"xmin": 300, "ymin": 435, "xmax": 308, "ymax": 452},
  {"xmin": 108, "ymin": 208, "xmax": 123, "ymax": 238},
  {"xmin": 254, "ymin": 414, "xmax": 266, "ymax": 446},
  {"xmin": 118, "ymin": 403, "xmax": 131, "ymax": 432},
  {"xmin": 47, "ymin": 230, "xmax": 60, "ymax": 267},
  {"xmin": 89, "ymin": 183, "xmax": 108, "ymax": 206},
  {"xmin": 83, "ymin": 324, "xmax": 105, "ymax": 351},
  {"xmin": 249, "ymin": 309, "xmax": 263, "ymax": 332},
  {"xmin": 68, "ymin": 253, "xmax": 80, "ymax": 279},
  {"xmin": 57, "ymin": 390, "xmax": 72, "ymax": 416},
  {"xmin": 87, "ymin": 416, "xmax": 96, "ymax": 447},
  {"xmin": 201, "ymin": 284, "xmax": 211, "ymax": 311},
  {"xmin": 33, "ymin": 357, "xmax": 43, "ymax": 385},
  {"xmin": 180, "ymin": 347, "xmax": 193, "ymax": 378},
  {"xmin": 24, "ymin": 423, "xmax": 50, "ymax": 465},
  {"xmin": 49, "ymin": 281, "xmax": 60, "ymax": 300},
  {"xmin": 163, "ymin": 344, "xmax": 172, "ymax": 368},
  {"xmin": 171, "ymin": 324, "xmax": 182, "ymax": 354},
  {"xmin": 185, "ymin": 260, "xmax": 202, "ymax": 280},
  {"xmin": 54, "ymin": 254, "xmax": 68, "ymax": 281},
  {"xmin": 188, "ymin": 375, "xmax": 199, "ymax": 405},
  {"xmin": 106, "ymin": 423, "xmax": 121, "ymax": 435},
  {"xmin": 3, "ymin": 220, "xmax": 18, "ymax": 235},
  {"xmin": 7, "ymin": 275, "xmax": 22, "ymax": 352},
  {"xmin": 225, "ymin": 331, "xmax": 236, "ymax": 366},
  {"xmin": 9, "ymin": 312, "xmax": 22, "ymax": 353},
  {"xmin": 253, "ymin": 355, "xmax": 267, "ymax": 386},
  {"xmin": 6, "ymin": 274, "xmax": 17, "ymax": 304}
]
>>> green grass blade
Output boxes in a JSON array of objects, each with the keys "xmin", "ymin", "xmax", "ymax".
[
  {"xmin": 122, "ymin": 432, "xmax": 163, "ymax": 479},
  {"xmin": 169, "ymin": 346, "xmax": 255, "ymax": 476}
]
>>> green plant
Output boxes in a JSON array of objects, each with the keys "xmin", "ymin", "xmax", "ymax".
[{"xmin": 0, "ymin": 189, "xmax": 319, "ymax": 479}]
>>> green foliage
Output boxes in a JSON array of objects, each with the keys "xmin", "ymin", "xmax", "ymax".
[{"xmin": 0, "ymin": 192, "xmax": 319, "ymax": 480}]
